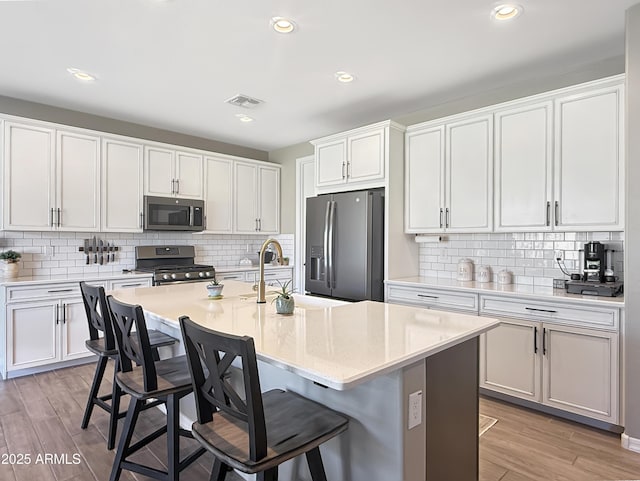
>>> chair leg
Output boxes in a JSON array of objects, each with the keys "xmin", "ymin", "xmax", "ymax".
[
  {"xmin": 109, "ymin": 398, "xmax": 143, "ymax": 481},
  {"xmin": 306, "ymin": 447, "xmax": 327, "ymax": 481},
  {"xmin": 81, "ymin": 355, "xmax": 108, "ymax": 429},
  {"xmin": 257, "ymin": 467, "xmax": 278, "ymax": 481},
  {"xmin": 209, "ymin": 458, "xmax": 228, "ymax": 481},
  {"xmin": 166, "ymin": 394, "xmax": 180, "ymax": 481},
  {"xmin": 107, "ymin": 360, "xmax": 123, "ymax": 450}
]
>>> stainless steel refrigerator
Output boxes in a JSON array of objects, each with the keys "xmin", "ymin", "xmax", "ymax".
[{"xmin": 305, "ymin": 188, "xmax": 384, "ymax": 301}]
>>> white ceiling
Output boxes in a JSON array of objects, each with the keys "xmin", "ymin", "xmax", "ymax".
[{"xmin": 0, "ymin": 0, "xmax": 637, "ymax": 152}]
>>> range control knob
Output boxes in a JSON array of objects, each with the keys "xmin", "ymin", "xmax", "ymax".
[
  {"xmin": 185, "ymin": 272, "xmax": 191, "ymax": 279},
  {"xmin": 205, "ymin": 271, "xmax": 212, "ymax": 277},
  {"xmin": 198, "ymin": 272, "xmax": 205, "ymax": 278},
  {"xmin": 171, "ymin": 273, "xmax": 177, "ymax": 280},
  {"xmin": 162, "ymin": 274, "xmax": 170, "ymax": 280}
]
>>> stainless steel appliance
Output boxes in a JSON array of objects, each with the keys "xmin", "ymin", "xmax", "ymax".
[
  {"xmin": 135, "ymin": 245, "xmax": 215, "ymax": 285},
  {"xmin": 305, "ymin": 188, "xmax": 384, "ymax": 301},
  {"xmin": 143, "ymin": 196, "xmax": 204, "ymax": 231}
]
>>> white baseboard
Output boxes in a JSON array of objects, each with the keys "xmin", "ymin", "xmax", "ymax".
[{"xmin": 621, "ymin": 433, "xmax": 640, "ymax": 452}]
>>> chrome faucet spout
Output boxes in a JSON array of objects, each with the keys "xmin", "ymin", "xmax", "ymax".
[{"xmin": 257, "ymin": 238, "xmax": 283, "ymax": 303}]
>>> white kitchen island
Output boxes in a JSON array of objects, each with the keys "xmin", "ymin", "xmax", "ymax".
[{"xmin": 109, "ymin": 280, "xmax": 499, "ymax": 481}]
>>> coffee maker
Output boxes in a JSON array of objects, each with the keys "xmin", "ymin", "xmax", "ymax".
[
  {"xmin": 565, "ymin": 241, "xmax": 623, "ymax": 296},
  {"xmin": 583, "ymin": 241, "xmax": 606, "ymax": 282}
]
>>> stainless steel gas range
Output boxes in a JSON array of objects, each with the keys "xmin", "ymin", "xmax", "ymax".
[{"xmin": 135, "ymin": 245, "xmax": 215, "ymax": 286}]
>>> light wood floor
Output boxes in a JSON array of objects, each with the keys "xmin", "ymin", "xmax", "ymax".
[{"xmin": 0, "ymin": 362, "xmax": 639, "ymax": 480}]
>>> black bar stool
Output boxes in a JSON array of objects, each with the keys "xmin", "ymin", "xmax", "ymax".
[
  {"xmin": 107, "ymin": 295, "xmax": 205, "ymax": 481},
  {"xmin": 179, "ymin": 315, "xmax": 349, "ymax": 481},
  {"xmin": 79, "ymin": 282, "xmax": 177, "ymax": 450}
]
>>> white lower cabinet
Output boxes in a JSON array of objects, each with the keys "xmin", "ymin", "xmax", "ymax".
[
  {"xmin": 216, "ymin": 268, "xmax": 293, "ymax": 287},
  {"xmin": 1, "ymin": 276, "xmax": 153, "ymax": 378},
  {"xmin": 479, "ymin": 296, "xmax": 619, "ymax": 424},
  {"xmin": 6, "ymin": 283, "xmax": 92, "ymax": 371}
]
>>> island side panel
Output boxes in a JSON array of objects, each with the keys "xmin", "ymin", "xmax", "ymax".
[
  {"xmin": 403, "ymin": 360, "xmax": 428, "ymax": 480},
  {"xmin": 425, "ymin": 337, "xmax": 479, "ymax": 481}
]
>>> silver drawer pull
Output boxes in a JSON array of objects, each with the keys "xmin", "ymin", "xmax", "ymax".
[
  {"xmin": 224, "ymin": 275, "xmax": 242, "ymax": 280},
  {"xmin": 47, "ymin": 288, "xmax": 74, "ymax": 293},
  {"xmin": 119, "ymin": 283, "xmax": 143, "ymax": 288},
  {"xmin": 417, "ymin": 294, "xmax": 439, "ymax": 299},
  {"xmin": 525, "ymin": 307, "xmax": 557, "ymax": 314}
]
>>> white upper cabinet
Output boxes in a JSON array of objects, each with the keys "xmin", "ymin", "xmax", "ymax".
[
  {"xmin": 234, "ymin": 161, "xmax": 280, "ymax": 234},
  {"xmin": 144, "ymin": 145, "xmax": 203, "ymax": 199},
  {"xmin": 56, "ymin": 131, "xmax": 101, "ymax": 231},
  {"xmin": 101, "ymin": 137, "xmax": 144, "ymax": 232},
  {"xmin": 312, "ymin": 121, "xmax": 395, "ymax": 193},
  {"xmin": 405, "ymin": 126, "xmax": 445, "ymax": 232},
  {"xmin": 554, "ymin": 84, "xmax": 624, "ymax": 231},
  {"xmin": 405, "ymin": 74, "xmax": 624, "ymax": 234},
  {"xmin": 494, "ymin": 101, "xmax": 553, "ymax": 232},
  {"xmin": 204, "ymin": 155, "xmax": 233, "ymax": 233},
  {"xmin": 3, "ymin": 122, "xmax": 100, "ymax": 231},
  {"xmin": 405, "ymin": 114, "xmax": 493, "ymax": 233},
  {"xmin": 446, "ymin": 114, "xmax": 493, "ymax": 232},
  {"xmin": 316, "ymin": 139, "xmax": 347, "ymax": 187}
]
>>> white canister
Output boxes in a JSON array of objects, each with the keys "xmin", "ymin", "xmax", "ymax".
[
  {"xmin": 498, "ymin": 270, "xmax": 513, "ymax": 285},
  {"xmin": 477, "ymin": 265, "xmax": 492, "ymax": 283},
  {"xmin": 457, "ymin": 259, "xmax": 474, "ymax": 282}
]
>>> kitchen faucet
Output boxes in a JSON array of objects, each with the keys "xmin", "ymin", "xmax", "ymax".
[{"xmin": 257, "ymin": 238, "xmax": 283, "ymax": 303}]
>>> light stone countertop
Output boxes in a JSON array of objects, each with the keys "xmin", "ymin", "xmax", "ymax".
[
  {"xmin": 0, "ymin": 271, "xmax": 153, "ymax": 287},
  {"xmin": 108, "ymin": 280, "xmax": 500, "ymax": 390},
  {"xmin": 385, "ymin": 276, "xmax": 624, "ymax": 307}
]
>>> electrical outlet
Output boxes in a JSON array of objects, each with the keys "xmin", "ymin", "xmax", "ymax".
[
  {"xmin": 408, "ymin": 390, "xmax": 422, "ymax": 430},
  {"xmin": 555, "ymin": 250, "xmax": 564, "ymax": 261}
]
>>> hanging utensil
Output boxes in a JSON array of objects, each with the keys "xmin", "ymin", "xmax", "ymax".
[
  {"xmin": 84, "ymin": 239, "xmax": 90, "ymax": 265},
  {"xmin": 92, "ymin": 236, "xmax": 97, "ymax": 264},
  {"xmin": 99, "ymin": 239, "xmax": 104, "ymax": 265}
]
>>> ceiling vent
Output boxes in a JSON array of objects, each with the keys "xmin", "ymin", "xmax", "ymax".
[{"xmin": 225, "ymin": 94, "xmax": 264, "ymax": 109}]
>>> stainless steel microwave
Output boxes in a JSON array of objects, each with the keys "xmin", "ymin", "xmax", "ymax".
[{"xmin": 143, "ymin": 196, "xmax": 205, "ymax": 231}]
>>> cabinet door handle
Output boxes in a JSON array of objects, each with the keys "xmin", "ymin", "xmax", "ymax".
[
  {"xmin": 57, "ymin": 208, "xmax": 61, "ymax": 227},
  {"xmin": 542, "ymin": 327, "xmax": 547, "ymax": 355},
  {"xmin": 140, "ymin": 212, "xmax": 144, "ymax": 229},
  {"xmin": 54, "ymin": 304, "xmax": 59, "ymax": 325},
  {"xmin": 255, "ymin": 219, "xmax": 259, "ymax": 231},
  {"xmin": 554, "ymin": 201, "xmax": 559, "ymax": 226},
  {"xmin": 439, "ymin": 208, "xmax": 443, "ymax": 228},
  {"xmin": 175, "ymin": 179, "xmax": 179, "ymax": 194},
  {"xmin": 258, "ymin": 218, "xmax": 262, "ymax": 231},
  {"xmin": 47, "ymin": 288, "xmax": 73, "ymax": 293},
  {"xmin": 525, "ymin": 307, "xmax": 557, "ymax": 314},
  {"xmin": 546, "ymin": 201, "xmax": 550, "ymax": 226},
  {"xmin": 50, "ymin": 208, "xmax": 55, "ymax": 227},
  {"xmin": 341, "ymin": 162, "xmax": 346, "ymax": 179},
  {"xmin": 62, "ymin": 303, "xmax": 66, "ymax": 323},
  {"xmin": 445, "ymin": 208, "xmax": 450, "ymax": 228},
  {"xmin": 346, "ymin": 161, "xmax": 351, "ymax": 178},
  {"xmin": 534, "ymin": 326, "xmax": 538, "ymax": 354}
]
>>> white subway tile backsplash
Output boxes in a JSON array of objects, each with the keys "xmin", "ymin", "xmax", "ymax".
[
  {"xmin": 0, "ymin": 231, "xmax": 295, "ymax": 278},
  {"xmin": 420, "ymin": 231, "xmax": 624, "ymax": 285}
]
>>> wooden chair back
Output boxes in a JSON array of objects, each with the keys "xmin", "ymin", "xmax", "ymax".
[
  {"xmin": 80, "ymin": 282, "xmax": 116, "ymax": 350},
  {"xmin": 107, "ymin": 295, "xmax": 158, "ymax": 392},
  {"xmin": 179, "ymin": 315, "xmax": 267, "ymax": 462}
]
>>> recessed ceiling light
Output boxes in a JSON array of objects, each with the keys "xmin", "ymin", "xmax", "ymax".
[
  {"xmin": 492, "ymin": 4, "xmax": 523, "ymax": 20},
  {"xmin": 270, "ymin": 17, "xmax": 296, "ymax": 34},
  {"xmin": 66, "ymin": 68, "xmax": 96, "ymax": 82},
  {"xmin": 334, "ymin": 71, "xmax": 355, "ymax": 83},
  {"xmin": 235, "ymin": 114, "xmax": 254, "ymax": 123}
]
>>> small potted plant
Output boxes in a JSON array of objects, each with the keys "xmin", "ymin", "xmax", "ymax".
[
  {"xmin": 282, "ymin": 256, "xmax": 290, "ymax": 266},
  {"xmin": 206, "ymin": 277, "xmax": 224, "ymax": 298},
  {"xmin": 0, "ymin": 250, "xmax": 21, "ymax": 279},
  {"xmin": 272, "ymin": 280, "xmax": 295, "ymax": 315}
]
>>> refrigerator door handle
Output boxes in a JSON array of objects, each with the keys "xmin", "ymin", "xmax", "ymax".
[
  {"xmin": 328, "ymin": 201, "xmax": 336, "ymax": 289},
  {"xmin": 323, "ymin": 201, "xmax": 332, "ymax": 288}
]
